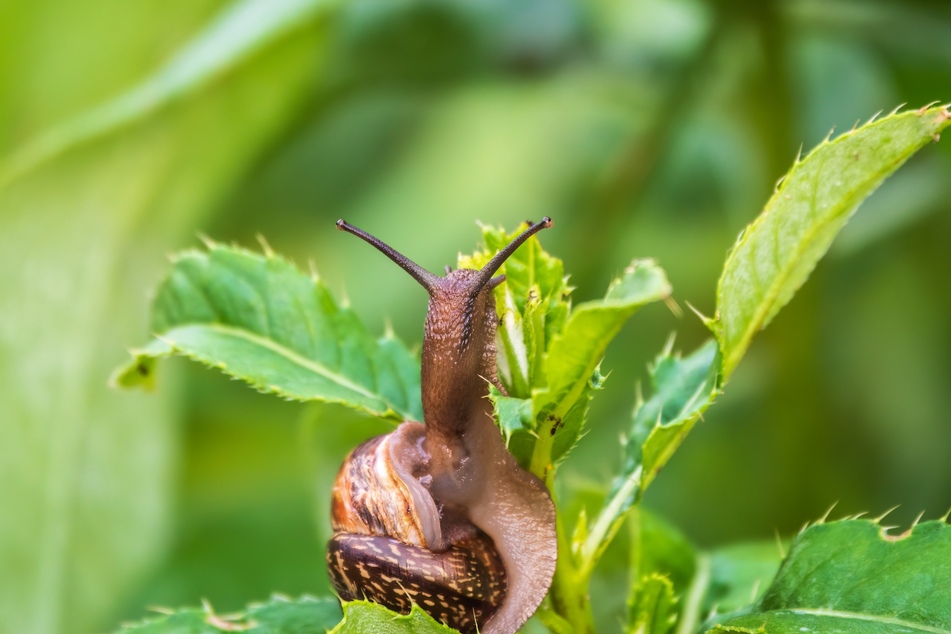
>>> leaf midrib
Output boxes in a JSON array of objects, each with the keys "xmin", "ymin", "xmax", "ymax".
[
  {"xmin": 720, "ymin": 143, "xmax": 908, "ymax": 376},
  {"xmin": 164, "ymin": 322, "xmax": 405, "ymax": 412},
  {"xmin": 758, "ymin": 608, "xmax": 950, "ymax": 634}
]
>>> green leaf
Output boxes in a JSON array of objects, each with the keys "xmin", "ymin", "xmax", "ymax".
[
  {"xmin": 580, "ymin": 341, "xmax": 718, "ymax": 574},
  {"xmin": 701, "ymin": 542, "xmax": 784, "ymax": 615},
  {"xmin": 627, "ymin": 574, "xmax": 676, "ymax": 634},
  {"xmin": 0, "ymin": 1, "xmax": 336, "ymax": 632},
  {"xmin": 529, "ymin": 260, "xmax": 671, "ymax": 474},
  {"xmin": 489, "ymin": 387, "xmax": 535, "ymax": 445},
  {"xmin": 715, "ymin": 105, "xmax": 951, "ymax": 379},
  {"xmin": 112, "ymin": 243, "xmax": 423, "ymax": 422},
  {"xmin": 331, "ymin": 601, "xmax": 458, "ymax": 634},
  {"xmin": 458, "ymin": 222, "xmax": 570, "ymax": 396},
  {"xmin": 636, "ymin": 511, "xmax": 699, "ymax": 601},
  {"xmin": 115, "ymin": 596, "xmax": 342, "ymax": 633},
  {"xmin": 460, "ymin": 227, "xmax": 671, "ymax": 474},
  {"xmin": 709, "ymin": 519, "xmax": 951, "ymax": 633},
  {"xmin": 633, "ymin": 340, "xmax": 720, "ymax": 493}
]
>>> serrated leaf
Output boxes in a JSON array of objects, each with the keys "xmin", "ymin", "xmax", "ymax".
[
  {"xmin": 458, "ymin": 222, "xmax": 570, "ymax": 395},
  {"xmin": 112, "ymin": 244, "xmax": 423, "ymax": 422},
  {"xmin": 331, "ymin": 601, "xmax": 458, "ymax": 634},
  {"xmin": 115, "ymin": 596, "xmax": 342, "ymax": 633},
  {"xmin": 627, "ymin": 574, "xmax": 676, "ymax": 634},
  {"xmin": 632, "ymin": 340, "xmax": 720, "ymax": 493},
  {"xmin": 581, "ymin": 341, "xmax": 717, "ymax": 572},
  {"xmin": 715, "ymin": 106, "xmax": 951, "ymax": 378},
  {"xmin": 529, "ymin": 260, "xmax": 671, "ymax": 472},
  {"xmin": 709, "ymin": 520, "xmax": 951, "ymax": 633},
  {"xmin": 489, "ymin": 387, "xmax": 534, "ymax": 444}
]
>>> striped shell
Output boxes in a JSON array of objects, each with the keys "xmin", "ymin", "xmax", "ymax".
[{"xmin": 328, "ymin": 421, "xmax": 508, "ymax": 632}]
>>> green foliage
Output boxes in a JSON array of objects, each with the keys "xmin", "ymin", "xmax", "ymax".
[
  {"xmin": 6, "ymin": 0, "xmax": 951, "ymax": 630},
  {"xmin": 714, "ymin": 107, "xmax": 951, "ymax": 379},
  {"xmin": 113, "ymin": 242, "xmax": 422, "ymax": 422},
  {"xmin": 480, "ymin": 241, "xmax": 673, "ymax": 476},
  {"xmin": 575, "ymin": 341, "xmax": 718, "ymax": 581},
  {"xmin": 710, "ymin": 520, "xmax": 951, "ymax": 633},
  {"xmin": 109, "ymin": 105, "xmax": 951, "ymax": 634},
  {"xmin": 529, "ymin": 260, "xmax": 670, "ymax": 475}
]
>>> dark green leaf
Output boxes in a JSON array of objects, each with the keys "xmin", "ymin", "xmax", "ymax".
[
  {"xmin": 112, "ymin": 243, "xmax": 422, "ymax": 422},
  {"xmin": 710, "ymin": 519, "xmax": 951, "ymax": 633}
]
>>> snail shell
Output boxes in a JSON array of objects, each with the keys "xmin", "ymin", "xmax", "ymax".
[{"xmin": 328, "ymin": 424, "xmax": 508, "ymax": 632}]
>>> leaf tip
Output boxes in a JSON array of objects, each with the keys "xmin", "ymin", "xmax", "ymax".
[
  {"xmin": 109, "ymin": 350, "xmax": 158, "ymax": 390},
  {"xmin": 197, "ymin": 232, "xmax": 217, "ymax": 250},
  {"xmin": 774, "ymin": 527, "xmax": 786, "ymax": 559},
  {"xmin": 256, "ymin": 233, "xmax": 275, "ymax": 257},
  {"xmin": 664, "ymin": 295, "xmax": 683, "ymax": 318},
  {"xmin": 661, "ymin": 332, "xmax": 677, "ymax": 357},
  {"xmin": 685, "ymin": 301, "xmax": 714, "ymax": 329},
  {"xmin": 383, "ymin": 317, "xmax": 396, "ymax": 339},
  {"xmin": 872, "ymin": 505, "xmax": 900, "ymax": 524},
  {"xmin": 817, "ymin": 501, "xmax": 838, "ymax": 524}
]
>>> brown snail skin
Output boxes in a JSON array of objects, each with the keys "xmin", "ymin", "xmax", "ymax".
[{"xmin": 327, "ymin": 218, "xmax": 558, "ymax": 634}]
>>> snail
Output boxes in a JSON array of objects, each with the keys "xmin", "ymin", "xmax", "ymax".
[{"xmin": 327, "ymin": 218, "xmax": 558, "ymax": 634}]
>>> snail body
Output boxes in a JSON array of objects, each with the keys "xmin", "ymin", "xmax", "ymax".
[{"xmin": 327, "ymin": 219, "xmax": 557, "ymax": 634}]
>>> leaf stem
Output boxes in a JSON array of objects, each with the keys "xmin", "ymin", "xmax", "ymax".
[
  {"xmin": 676, "ymin": 554, "xmax": 710, "ymax": 634},
  {"xmin": 578, "ymin": 466, "xmax": 642, "ymax": 580},
  {"xmin": 528, "ymin": 426, "xmax": 556, "ymax": 482},
  {"xmin": 624, "ymin": 507, "xmax": 643, "ymax": 621},
  {"xmin": 549, "ymin": 511, "xmax": 594, "ymax": 634}
]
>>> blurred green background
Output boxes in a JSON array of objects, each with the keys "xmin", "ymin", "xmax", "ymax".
[{"xmin": 2, "ymin": 0, "xmax": 950, "ymax": 632}]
